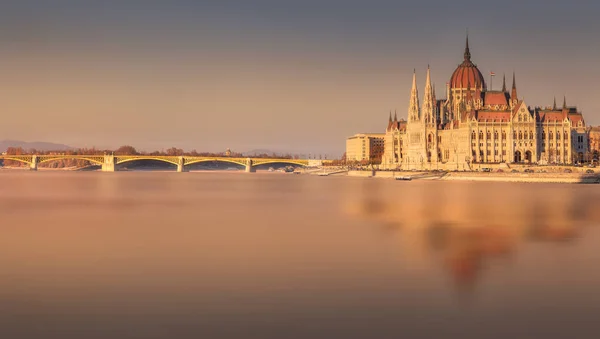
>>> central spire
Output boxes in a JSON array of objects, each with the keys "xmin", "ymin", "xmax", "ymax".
[{"xmin": 464, "ymin": 31, "xmax": 471, "ymax": 62}]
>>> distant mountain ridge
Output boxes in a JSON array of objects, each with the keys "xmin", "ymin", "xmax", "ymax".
[{"xmin": 0, "ymin": 140, "xmax": 73, "ymax": 152}]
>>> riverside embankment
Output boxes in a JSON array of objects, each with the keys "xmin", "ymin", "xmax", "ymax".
[{"xmin": 348, "ymin": 170, "xmax": 600, "ymax": 184}]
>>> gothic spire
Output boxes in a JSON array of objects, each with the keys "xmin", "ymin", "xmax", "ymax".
[
  {"xmin": 563, "ymin": 96, "xmax": 567, "ymax": 109},
  {"xmin": 502, "ymin": 74, "xmax": 506, "ymax": 92},
  {"xmin": 512, "ymin": 72, "xmax": 516, "ymax": 89},
  {"xmin": 389, "ymin": 110, "xmax": 392, "ymax": 123},
  {"xmin": 511, "ymin": 72, "xmax": 518, "ymax": 100},
  {"xmin": 464, "ymin": 31, "xmax": 471, "ymax": 62},
  {"xmin": 423, "ymin": 66, "xmax": 435, "ymax": 123},
  {"xmin": 553, "ymin": 97, "xmax": 557, "ymax": 110},
  {"xmin": 394, "ymin": 110, "xmax": 398, "ymax": 122},
  {"xmin": 408, "ymin": 70, "xmax": 420, "ymax": 122}
]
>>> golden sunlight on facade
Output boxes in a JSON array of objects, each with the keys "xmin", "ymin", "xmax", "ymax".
[
  {"xmin": 348, "ymin": 35, "xmax": 596, "ymax": 170},
  {"xmin": 345, "ymin": 133, "xmax": 385, "ymax": 162}
]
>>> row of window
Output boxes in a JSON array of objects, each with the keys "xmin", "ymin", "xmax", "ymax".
[
  {"xmin": 472, "ymin": 131, "xmax": 507, "ymax": 140},
  {"xmin": 479, "ymin": 150, "xmax": 507, "ymax": 156},
  {"xmin": 471, "ymin": 130, "xmax": 572, "ymax": 141},
  {"xmin": 473, "ymin": 143, "xmax": 508, "ymax": 148}
]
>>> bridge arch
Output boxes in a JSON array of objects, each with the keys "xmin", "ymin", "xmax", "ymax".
[
  {"xmin": 115, "ymin": 157, "xmax": 180, "ymax": 166},
  {"xmin": 251, "ymin": 159, "xmax": 308, "ymax": 167},
  {"xmin": 37, "ymin": 156, "xmax": 104, "ymax": 166},
  {"xmin": 0, "ymin": 156, "xmax": 33, "ymax": 165},
  {"xmin": 184, "ymin": 158, "xmax": 247, "ymax": 167}
]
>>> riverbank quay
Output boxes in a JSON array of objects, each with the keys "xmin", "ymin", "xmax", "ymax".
[
  {"xmin": 441, "ymin": 172, "xmax": 600, "ymax": 184},
  {"xmin": 347, "ymin": 170, "xmax": 600, "ymax": 184}
]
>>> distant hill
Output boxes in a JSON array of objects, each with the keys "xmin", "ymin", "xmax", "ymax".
[{"xmin": 0, "ymin": 140, "xmax": 73, "ymax": 152}]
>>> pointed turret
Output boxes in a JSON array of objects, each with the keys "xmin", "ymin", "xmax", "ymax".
[
  {"xmin": 394, "ymin": 110, "xmax": 398, "ymax": 122},
  {"xmin": 408, "ymin": 70, "xmax": 420, "ymax": 122},
  {"xmin": 422, "ymin": 66, "xmax": 435, "ymax": 124},
  {"xmin": 464, "ymin": 32, "xmax": 471, "ymax": 62},
  {"xmin": 502, "ymin": 74, "xmax": 506, "ymax": 92},
  {"xmin": 444, "ymin": 82, "xmax": 451, "ymax": 124},
  {"xmin": 511, "ymin": 72, "xmax": 518, "ymax": 100},
  {"xmin": 553, "ymin": 97, "xmax": 557, "ymax": 110},
  {"xmin": 389, "ymin": 111, "xmax": 392, "ymax": 123},
  {"xmin": 563, "ymin": 96, "xmax": 567, "ymax": 110}
]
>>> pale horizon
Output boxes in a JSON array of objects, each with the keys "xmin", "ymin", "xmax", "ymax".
[{"xmin": 1, "ymin": 1, "xmax": 599, "ymax": 157}]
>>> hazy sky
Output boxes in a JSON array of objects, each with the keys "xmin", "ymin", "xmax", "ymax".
[{"xmin": 0, "ymin": 0, "xmax": 599, "ymax": 156}]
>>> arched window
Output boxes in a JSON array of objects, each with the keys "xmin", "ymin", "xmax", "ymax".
[
  {"xmin": 519, "ymin": 131, "xmax": 523, "ymax": 140},
  {"xmin": 513, "ymin": 131, "xmax": 517, "ymax": 139},
  {"xmin": 494, "ymin": 131, "xmax": 498, "ymax": 139},
  {"xmin": 557, "ymin": 132, "xmax": 561, "ymax": 140},
  {"xmin": 428, "ymin": 134, "xmax": 432, "ymax": 143},
  {"xmin": 542, "ymin": 131, "xmax": 546, "ymax": 139},
  {"xmin": 519, "ymin": 115, "xmax": 522, "ymax": 122},
  {"xmin": 487, "ymin": 131, "xmax": 491, "ymax": 140},
  {"xmin": 549, "ymin": 131, "xmax": 553, "ymax": 139},
  {"xmin": 530, "ymin": 131, "xmax": 534, "ymax": 140},
  {"xmin": 502, "ymin": 131, "xmax": 506, "ymax": 140},
  {"xmin": 524, "ymin": 131, "xmax": 528, "ymax": 140},
  {"xmin": 471, "ymin": 131, "xmax": 476, "ymax": 140},
  {"xmin": 564, "ymin": 131, "xmax": 568, "ymax": 140},
  {"xmin": 479, "ymin": 131, "xmax": 484, "ymax": 139}
]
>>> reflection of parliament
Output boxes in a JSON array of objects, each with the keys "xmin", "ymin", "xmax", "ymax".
[{"xmin": 346, "ymin": 36, "xmax": 599, "ymax": 169}]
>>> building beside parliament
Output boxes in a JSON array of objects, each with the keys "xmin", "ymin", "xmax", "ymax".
[
  {"xmin": 380, "ymin": 35, "xmax": 589, "ymax": 170},
  {"xmin": 346, "ymin": 133, "xmax": 385, "ymax": 162}
]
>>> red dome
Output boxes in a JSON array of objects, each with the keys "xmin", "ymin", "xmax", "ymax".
[{"xmin": 450, "ymin": 36, "xmax": 486, "ymax": 90}]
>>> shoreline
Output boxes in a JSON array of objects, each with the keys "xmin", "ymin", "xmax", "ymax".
[
  {"xmin": 2, "ymin": 166, "xmax": 598, "ymax": 183},
  {"xmin": 347, "ymin": 170, "xmax": 600, "ymax": 184}
]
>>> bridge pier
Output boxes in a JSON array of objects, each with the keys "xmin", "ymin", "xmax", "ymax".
[
  {"xmin": 177, "ymin": 156, "xmax": 187, "ymax": 172},
  {"xmin": 245, "ymin": 158, "xmax": 255, "ymax": 173},
  {"xmin": 30, "ymin": 155, "xmax": 38, "ymax": 171},
  {"xmin": 102, "ymin": 155, "xmax": 115, "ymax": 172}
]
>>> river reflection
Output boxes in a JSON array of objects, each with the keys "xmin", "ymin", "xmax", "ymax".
[
  {"xmin": 344, "ymin": 179, "xmax": 600, "ymax": 290},
  {"xmin": 1, "ymin": 171, "xmax": 600, "ymax": 338}
]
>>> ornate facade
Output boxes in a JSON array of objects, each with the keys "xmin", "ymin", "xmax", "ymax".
[
  {"xmin": 383, "ymin": 36, "xmax": 589, "ymax": 170},
  {"xmin": 589, "ymin": 126, "xmax": 600, "ymax": 162}
]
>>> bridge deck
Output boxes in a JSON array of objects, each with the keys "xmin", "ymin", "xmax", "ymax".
[{"xmin": 0, "ymin": 155, "xmax": 323, "ymax": 171}]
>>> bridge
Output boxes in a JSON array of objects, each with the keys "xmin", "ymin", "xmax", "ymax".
[{"xmin": 0, "ymin": 154, "xmax": 325, "ymax": 172}]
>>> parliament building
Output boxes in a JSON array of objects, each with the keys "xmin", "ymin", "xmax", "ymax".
[{"xmin": 381, "ymin": 36, "xmax": 589, "ymax": 170}]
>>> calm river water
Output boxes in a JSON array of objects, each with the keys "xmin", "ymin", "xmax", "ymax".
[{"xmin": 1, "ymin": 171, "xmax": 600, "ymax": 339}]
